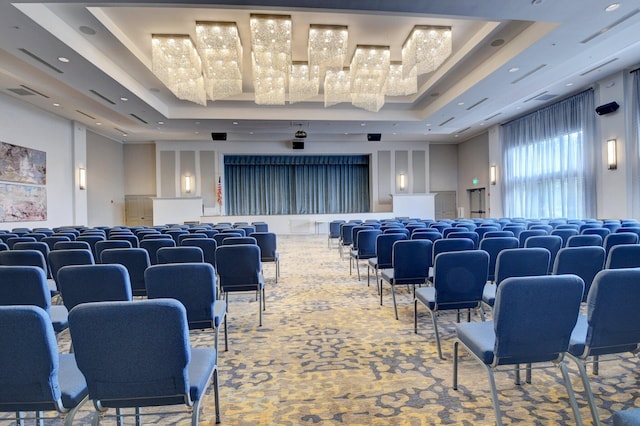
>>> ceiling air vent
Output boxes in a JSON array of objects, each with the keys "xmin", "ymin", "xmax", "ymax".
[
  {"xmin": 439, "ymin": 117, "xmax": 455, "ymax": 126},
  {"xmin": 581, "ymin": 9, "xmax": 640, "ymax": 44},
  {"xmin": 89, "ymin": 89, "xmax": 116, "ymax": 105},
  {"xmin": 511, "ymin": 64, "xmax": 546, "ymax": 84},
  {"xmin": 534, "ymin": 94, "xmax": 558, "ymax": 101},
  {"xmin": 7, "ymin": 88, "xmax": 35, "ymax": 96},
  {"xmin": 18, "ymin": 48, "xmax": 63, "ymax": 73},
  {"xmin": 130, "ymin": 113, "xmax": 148, "ymax": 124},
  {"xmin": 466, "ymin": 97, "xmax": 488, "ymax": 111},
  {"xmin": 75, "ymin": 110, "xmax": 96, "ymax": 120}
]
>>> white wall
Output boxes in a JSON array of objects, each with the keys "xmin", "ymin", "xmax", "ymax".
[
  {"xmin": 124, "ymin": 143, "xmax": 156, "ymax": 195},
  {"xmin": 0, "ymin": 94, "xmax": 80, "ymax": 229},
  {"xmin": 429, "ymin": 144, "xmax": 458, "ymax": 191},
  {"xmin": 87, "ymin": 131, "xmax": 125, "ymax": 227},
  {"xmin": 457, "ymin": 132, "xmax": 489, "ymax": 218}
]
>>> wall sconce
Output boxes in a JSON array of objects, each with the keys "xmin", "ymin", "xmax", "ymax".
[
  {"xmin": 490, "ymin": 165, "xmax": 497, "ymax": 185},
  {"xmin": 185, "ymin": 175, "xmax": 193, "ymax": 193},
  {"xmin": 78, "ymin": 168, "xmax": 86, "ymax": 190},
  {"xmin": 399, "ymin": 173, "xmax": 406, "ymax": 191},
  {"xmin": 607, "ymin": 139, "xmax": 617, "ymax": 170}
]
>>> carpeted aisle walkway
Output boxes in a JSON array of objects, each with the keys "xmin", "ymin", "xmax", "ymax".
[{"xmin": 3, "ymin": 234, "xmax": 638, "ymax": 425}]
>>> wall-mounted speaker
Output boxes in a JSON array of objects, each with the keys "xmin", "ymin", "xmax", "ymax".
[
  {"xmin": 292, "ymin": 141, "xmax": 305, "ymax": 150},
  {"xmin": 367, "ymin": 133, "xmax": 382, "ymax": 141},
  {"xmin": 595, "ymin": 102, "xmax": 619, "ymax": 115},
  {"xmin": 211, "ymin": 132, "xmax": 227, "ymax": 141}
]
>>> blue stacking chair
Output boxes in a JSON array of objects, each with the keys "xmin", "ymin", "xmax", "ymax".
[
  {"xmin": 453, "ymin": 275, "xmax": 584, "ymax": 426},
  {"xmin": 482, "ymin": 247, "xmax": 550, "ymax": 308},
  {"xmin": 414, "ymin": 250, "xmax": 489, "ymax": 359},
  {"xmin": 566, "ymin": 234, "xmax": 603, "ymax": 247},
  {"xmin": 252, "ymin": 222, "xmax": 269, "ymax": 233},
  {"xmin": 518, "ymin": 229, "xmax": 548, "ymax": 247},
  {"xmin": 524, "ymin": 235, "xmax": 563, "ymax": 273},
  {"xmin": 68, "ymin": 299, "xmax": 220, "ymax": 425},
  {"xmin": 328, "ymin": 220, "xmax": 345, "ymax": 248},
  {"xmin": 479, "ymin": 236, "xmax": 520, "ymax": 282},
  {"xmin": 140, "ymin": 237, "xmax": 176, "ymax": 265},
  {"xmin": 146, "ymin": 262, "xmax": 228, "ymax": 353},
  {"xmin": 0, "ymin": 242, "xmax": 7, "ymax": 251},
  {"xmin": 529, "ymin": 224, "xmax": 553, "ymax": 233},
  {"xmin": 6, "ymin": 236, "xmax": 36, "ymax": 249},
  {"xmin": 380, "ymin": 240, "xmax": 432, "ymax": 320},
  {"xmin": 476, "ymin": 226, "xmax": 499, "ymax": 240},
  {"xmin": 551, "ymin": 228, "xmax": 579, "ymax": 247},
  {"xmin": 613, "ymin": 409, "xmax": 640, "ymax": 426},
  {"xmin": 367, "ymin": 233, "xmax": 407, "ymax": 293},
  {"xmin": 0, "ymin": 265, "xmax": 69, "ymax": 335},
  {"xmin": 57, "ymin": 264, "xmax": 133, "ymax": 312},
  {"xmin": 12, "ymin": 241, "xmax": 52, "ymax": 278},
  {"xmin": 157, "ymin": 246, "xmax": 204, "ymax": 264},
  {"xmin": 552, "ymin": 246, "xmax": 605, "ymax": 301},
  {"xmin": 0, "ymin": 305, "xmax": 88, "ymax": 425},
  {"xmin": 483, "ymin": 231, "xmax": 515, "ymax": 239},
  {"xmin": 216, "ymin": 244, "xmax": 265, "ymax": 326},
  {"xmin": 252, "ymin": 232, "xmax": 280, "ymax": 283},
  {"xmin": 222, "ymin": 236, "xmax": 257, "ymax": 245},
  {"xmin": 178, "ymin": 233, "xmax": 207, "ymax": 245},
  {"xmin": 432, "ymin": 238, "xmax": 475, "ymax": 265},
  {"xmin": 76, "ymin": 234, "xmax": 105, "ymax": 260},
  {"xmin": 350, "ymin": 229, "xmax": 382, "ymax": 281},
  {"xmin": 54, "ymin": 241, "xmax": 91, "ymax": 251},
  {"xmin": 338, "ymin": 223, "xmax": 357, "ymax": 258},
  {"xmin": 94, "ymin": 239, "xmax": 132, "ymax": 263},
  {"xmin": 582, "ymin": 227, "xmax": 610, "ymax": 239},
  {"xmin": 446, "ymin": 231, "xmax": 479, "ymax": 249},
  {"xmin": 567, "ymin": 268, "xmax": 640, "ymax": 426},
  {"xmin": 605, "ymin": 244, "xmax": 640, "ymax": 269},
  {"xmin": 502, "ymin": 225, "xmax": 525, "ymax": 238},
  {"xmin": 48, "ymin": 248, "xmax": 95, "ymax": 285},
  {"xmin": 41, "ymin": 235, "xmax": 71, "ymax": 251},
  {"xmin": 109, "ymin": 234, "xmax": 139, "ymax": 248},
  {"xmin": 100, "ymin": 248, "xmax": 150, "ymax": 297},
  {"xmin": 603, "ymin": 232, "xmax": 639, "ymax": 258},
  {"xmin": 181, "ymin": 238, "xmax": 218, "ymax": 270}
]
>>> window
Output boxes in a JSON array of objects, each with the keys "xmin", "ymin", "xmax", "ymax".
[
  {"xmin": 501, "ymin": 90, "xmax": 596, "ymax": 218},
  {"xmin": 224, "ymin": 155, "xmax": 370, "ymax": 215}
]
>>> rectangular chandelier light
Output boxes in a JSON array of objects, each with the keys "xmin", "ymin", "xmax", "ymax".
[
  {"xmin": 289, "ymin": 62, "xmax": 320, "ymax": 104},
  {"xmin": 308, "ymin": 25, "xmax": 348, "ymax": 74},
  {"xmin": 194, "ymin": 21, "xmax": 243, "ymax": 101},
  {"xmin": 250, "ymin": 14, "xmax": 291, "ymax": 105},
  {"xmin": 385, "ymin": 62, "xmax": 417, "ymax": 97},
  {"xmin": 324, "ymin": 68, "xmax": 351, "ymax": 107},
  {"xmin": 151, "ymin": 34, "xmax": 207, "ymax": 106},
  {"xmin": 402, "ymin": 25, "xmax": 452, "ymax": 77},
  {"xmin": 350, "ymin": 45, "xmax": 390, "ymax": 112}
]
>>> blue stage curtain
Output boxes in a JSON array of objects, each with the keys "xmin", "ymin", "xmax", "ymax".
[
  {"xmin": 500, "ymin": 89, "xmax": 596, "ymax": 219},
  {"xmin": 224, "ymin": 155, "xmax": 370, "ymax": 215}
]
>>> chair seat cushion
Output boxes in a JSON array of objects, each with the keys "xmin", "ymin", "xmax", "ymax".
[
  {"xmin": 482, "ymin": 284, "xmax": 496, "ymax": 307},
  {"xmin": 568, "ymin": 314, "xmax": 588, "ymax": 357},
  {"xmin": 613, "ymin": 408, "xmax": 640, "ymax": 426},
  {"xmin": 213, "ymin": 300, "xmax": 227, "ymax": 328},
  {"xmin": 415, "ymin": 287, "xmax": 436, "ymax": 310},
  {"xmin": 188, "ymin": 348, "xmax": 217, "ymax": 402},
  {"xmin": 456, "ymin": 322, "xmax": 496, "ymax": 365},
  {"xmin": 58, "ymin": 354, "xmax": 89, "ymax": 409},
  {"xmin": 380, "ymin": 268, "xmax": 394, "ymax": 284},
  {"xmin": 50, "ymin": 305, "xmax": 69, "ymax": 333},
  {"xmin": 367, "ymin": 258, "xmax": 378, "ymax": 268}
]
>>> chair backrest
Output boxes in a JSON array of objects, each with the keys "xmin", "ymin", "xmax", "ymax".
[
  {"xmin": 446, "ymin": 231, "xmax": 479, "ymax": 249},
  {"xmin": 252, "ymin": 222, "xmax": 269, "ymax": 233},
  {"xmin": 411, "ymin": 230, "xmax": 442, "ymax": 242},
  {"xmin": 109, "ymin": 234, "xmax": 139, "ymax": 248},
  {"xmin": 221, "ymin": 236, "xmax": 257, "ymax": 245},
  {"xmin": 524, "ymin": 235, "xmax": 563, "ymax": 273},
  {"xmin": 495, "ymin": 247, "xmax": 550, "ymax": 286},
  {"xmin": 581, "ymin": 227, "xmax": 610, "ymax": 239},
  {"xmin": 603, "ymin": 232, "xmax": 639, "ymax": 257},
  {"xmin": 580, "ymin": 268, "xmax": 640, "ymax": 356},
  {"xmin": 0, "ymin": 305, "xmax": 68, "ymax": 410},
  {"xmin": 142, "ymin": 233, "xmax": 174, "ymax": 240},
  {"xmin": 6, "ymin": 236, "xmax": 37, "ymax": 249},
  {"xmin": 178, "ymin": 233, "xmax": 206, "ymax": 245},
  {"xmin": 355, "ymin": 229, "xmax": 382, "ymax": 256},
  {"xmin": 375, "ymin": 233, "xmax": 408, "ymax": 269},
  {"xmin": 432, "ymin": 238, "xmax": 475, "ymax": 263},
  {"xmin": 251, "ymin": 232, "xmax": 278, "ymax": 261},
  {"xmin": 391, "ymin": 240, "xmax": 432, "ymax": 283},
  {"xmin": 76, "ymin": 235, "xmax": 106, "ymax": 259},
  {"xmin": 48, "ymin": 249, "xmax": 95, "ymax": 283},
  {"xmin": 68, "ymin": 299, "xmax": 191, "ymax": 408},
  {"xmin": 0, "ymin": 265, "xmax": 50, "ymax": 312},
  {"xmin": 222, "ymin": 228, "xmax": 246, "ymax": 237},
  {"xmin": 11, "ymin": 242, "xmax": 51, "ymax": 276},
  {"xmin": 476, "ymin": 226, "xmax": 499, "ymax": 240},
  {"xmin": 41, "ymin": 235, "xmax": 71, "ymax": 251},
  {"xmin": 146, "ymin": 263, "xmax": 217, "ymax": 327},
  {"xmin": 483, "ymin": 230, "xmax": 515, "ymax": 239},
  {"xmin": 140, "ymin": 238, "xmax": 176, "ymax": 265},
  {"xmin": 529, "ymin": 224, "xmax": 553, "ymax": 233},
  {"xmin": 0, "ymin": 249, "xmax": 48, "ymax": 275},
  {"xmin": 518, "ymin": 229, "xmax": 548, "ymax": 247},
  {"xmin": 552, "ymin": 246, "xmax": 605, "ymax": 301},
  {"xmin": 550, "ymin": 228, "xmax": 579, "ymax": 247},
  {"xmin": 180, "ymin": 238, "xmax": 217, "ymax": 268},
  {"xmin": 351, "ymin": 225, "xmax": 373, "ymax": 249},
  {"xmin": 329, "ymin": 220, "xmax": 344, "ymax": 238},
  {"xmin": 100, "ymin": 248, "xmax": 150, "ymax": 297},
  {"xmin": 24, "ymin": 232, "xmax": 47, "ymax": 241},
  {"xmin": 95, "ymin": 239, "xmax": 133, "ymax": 263},
  {"xmin": 492, "ymin": 275, "xmax": 583, "ymax": 364},
  {"xmin": 0, "ymin": 242, "xmax": 7, "ymax": 251},
  {"xmin": 54, "ymin": 241, "xmax": 91, "ymax": 251},
  {"xmin": 605, "ymin": 244, "xmax": 640, "ymax": 269},
  {"xmin": 340, "ymin": 223, "xmax": 356, "ymax": 245},
  {"xmin": 479, "ymin": 237, "xmax": 520, "ymax": 282},
  {"xmin": 432, "ymin": 250, "xmax": 489, "ymax": 307},
  {"xmin": 165, "ymin": 229, "xmax": 189, "ymax": 243},
  {"xmin": 157, "ymin": 246, "xmax": 204, "ymax": 264},
  {"xmin": 566, "ymin": 234, "xmax": 603, "ymax": 247},
  {"xmin": 57, "ymin": 264, "xmax": 133, "ymax": 311},
  {"xmin": 216, "ymin": 244, "xmax": 262, "ymax": 292},
  {"xmin": 502, "ymin": 225, "xmax": 525, "ymax": 238}
]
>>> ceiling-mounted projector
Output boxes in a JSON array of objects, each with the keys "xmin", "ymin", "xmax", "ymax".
[{"xmin": 295, "ymin": 129, "xmax": 307, "ymax": 138}]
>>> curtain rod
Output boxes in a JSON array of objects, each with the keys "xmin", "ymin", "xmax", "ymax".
[{"xmin": 630, "ymin": 66, "xmax": 640, "ymax": 74}]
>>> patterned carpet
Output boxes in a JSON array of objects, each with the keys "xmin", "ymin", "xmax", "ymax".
[{"xmin": 3, "ymin": 234, "xmax": 639, "ymax": 425}]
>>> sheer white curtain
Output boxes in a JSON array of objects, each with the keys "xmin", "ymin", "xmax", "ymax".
[
  {"xmin": 631, "ymin": 69, "xmax": 640, "ymax": 218},
  {"xmin": 500, "ymin": 90, "xmax": 596, "ymax": 219}
]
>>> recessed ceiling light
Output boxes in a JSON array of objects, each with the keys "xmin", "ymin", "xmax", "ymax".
[
  {"xmin": 566, "ymin": 82, "xmax": 574, "ymax": 87},
  {"xmin": 195, "ymin": 121, "xmax": 200, "ymax": 125},
  {"xmin": 360, "ymin": 123, "xmax": 366, "ymax": 127},
  {"xmin": 157, "ymin": 121, "xmax": 164, "ymax": 125},
  {"xmin": 194, "ymin": 131, "xmax": 199, "ymax": 134},
  {"xmin": 480, "ymin": 122, "xmax": 485, "ymax": 126},
  {"xmin": 454, "ymin": 134, "xmax": 459, "ymax": 138},
  {"xmin": 232, "ymin": 121, "xmax": 238, "ymax": 125},
  {"xmin": 425, "ymin": 123, "xmax": 431, "ymax": 127},
  {"xmin": 392, "ymin": 132, "xmax": 397, "ymax": 135},
  {"xmin": 490, "ymin": 39, "xmax": 505, "ymax": 47},
  {"xmin": 509, "ymin": 67, "xmax": 520, "ymax": 73},
  {"xmin": 250, "ymin": 131, "xmax": 254, "ymax": 135},
  {"xmin": 58, "ymin": 57, "xmax": 69, "ymax": 63},
  {"xmin": 96, "ymin": 122, "xmax": 102, "ymax": 126},
  {"xmin": 53, "ymin": 103, "xmax": 60, "ymax": 107},
  {"xmin": 79, "ymin": 26, "xmax": 97, "ymax": 35},
  {"xmin": 122, "ymin": 133, "xmax": 127, "ymax": 137},
  {"xmin": 606, "ymin": 3, "xmax": 620, "ymax": 12},
  {"xmin": 120, "ymin": 97, "xmax": 128, "ymax": 101},
  {"xmin": 457, "ymin": 102, "xmax": 465, "ymax": 106}
]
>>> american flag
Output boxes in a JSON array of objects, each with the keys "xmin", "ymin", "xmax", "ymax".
[{"xmin": 216, "ymin": 177, "xmax": 223, "ymax": 205}]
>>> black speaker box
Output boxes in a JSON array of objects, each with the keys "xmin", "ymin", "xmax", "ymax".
[
  {"xmin": 595, "ymin": 102, "xmax": 619, "ymax": 115},
  {"xmin": 211, "ymin": 132, "xmax": 227, "ymax": 141},
  {"xmin": 367, "ymin": 133, "xmax": 382, "ymax": 141},
  {"xmin": 292, "ymin": 141, "xmax": 305, "ymax": 150}
]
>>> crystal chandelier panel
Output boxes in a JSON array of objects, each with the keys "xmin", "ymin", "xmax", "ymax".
[
  {"xmin": 385, "ymin": 62, "xmax": 417, "ymax": 96},
  {"xmin": 324, "ymin": 69, "xmax": 351, "ymax": 107},
  {"xmin": 289, "ymin": 62, "xmax": 320, "ymax": 104},
  {"xmin": 350, "ymin": 45, "xmax": 390, "ymax": 111},
  {"xmin": 402, "ymin": 25, "xmax": 452, "ymax": 77},
  {"xmin": 252, "ymin": 53, "xmax": 286, "ymax": 105},
  {"xmin": 250, "ymin": 14, "xmax": 291, "ymax": 105},
  {"xmin": 194, "ymin": 21, "xmax": 243, "ymax": 100},
  {"xmin": 308, "ymin": 25, "xmax": 348, "ymax": 74},
  {"xmin": 352, "ymin": 93, "xmax": 386, "ymax": 113},
  {"xmin": 151, "ymin": 34, "xmax": 207, "ymax": 106}
]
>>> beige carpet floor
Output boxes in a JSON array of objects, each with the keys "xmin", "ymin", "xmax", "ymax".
[{"xmin": 2, "ymin": 234, "xmax": 639, "ymax": 425}]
